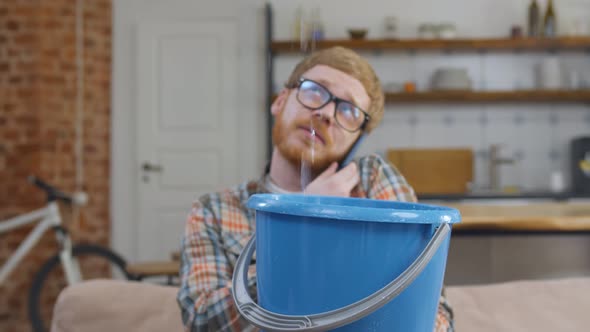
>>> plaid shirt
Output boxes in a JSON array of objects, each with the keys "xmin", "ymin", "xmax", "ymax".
[{"xmin": 177, "ymin": 154, "xmax": 454, "ymax": 332}]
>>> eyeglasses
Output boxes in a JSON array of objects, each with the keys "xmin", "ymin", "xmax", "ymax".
[{"xmin": 291, "ymin": 78, "xmax": 370, "ymax": 133}]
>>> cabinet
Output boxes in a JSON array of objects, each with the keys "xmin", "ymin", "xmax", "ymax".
[{"xmin": 263, "ymin": 4, "xmax": 590, "ymax": 158}]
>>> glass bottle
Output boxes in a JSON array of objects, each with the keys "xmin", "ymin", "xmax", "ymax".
[
  {"xmin": 293, "ymin": 5, "xmax": 309, "ymax": 51},
  {"xmin": 528, "ymin": 0, "xmax": 540, "ymax": 37},
  {"xmin": 310, "ymin": 7, "xmax": 324, "ymax": 41},
  {"xmin": 543, "ymin": 0, "xmax": 557, "ymax": 38},
  {"xmin": 293, "ymin": 5, "xmax": 303, "ymax": 40}
]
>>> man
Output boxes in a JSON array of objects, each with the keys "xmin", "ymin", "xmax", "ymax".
[{"xmin": 177, "ymin": 46, "xmax": 454, "ymax": 331}]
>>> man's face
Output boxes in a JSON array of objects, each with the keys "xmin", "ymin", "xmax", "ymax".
[{"xmin": 271, "ymin": 65, "xmax": 371, "ymax": 172}]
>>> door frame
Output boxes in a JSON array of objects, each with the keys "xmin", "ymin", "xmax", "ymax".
[{"xmin": 110, "ymin": 0, "xmax": 266, "ymax": 261}]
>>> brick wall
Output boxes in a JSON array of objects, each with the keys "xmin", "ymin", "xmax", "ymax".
[{"xmin": 0, "ymin": 0, "xmax": 112, "ymax": 330}]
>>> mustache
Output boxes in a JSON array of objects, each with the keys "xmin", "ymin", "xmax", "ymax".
[{"xmin": 301, "ymin": 117, "xmax": 331, "ymax": 145}]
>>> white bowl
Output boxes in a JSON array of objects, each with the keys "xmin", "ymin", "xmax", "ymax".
[{"xmin": 431, "ymin": 68, "xmax": 472, "ymax": 90}]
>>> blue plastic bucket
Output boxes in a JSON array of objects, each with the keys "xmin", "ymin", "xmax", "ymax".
[{"xmin": 233, "ymin": 194, "xmax": 460, "ymax": 332}]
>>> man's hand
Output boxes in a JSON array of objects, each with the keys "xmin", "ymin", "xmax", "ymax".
[{"xmin": 303, "ymin": 162, "xmax": 359, "ymax": 197}]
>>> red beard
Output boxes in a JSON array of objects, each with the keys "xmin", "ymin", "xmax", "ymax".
[{"xmin": 272, "ymin": 110, "xmax": 341, "ymax": 173}]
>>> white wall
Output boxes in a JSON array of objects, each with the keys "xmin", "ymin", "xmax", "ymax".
[{"xmin": 270, "ymin": 0, "xmax": 590, "ymax": 192}]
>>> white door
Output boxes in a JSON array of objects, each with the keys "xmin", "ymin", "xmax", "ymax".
[{"xmin": 135, "ymin": 17, "xmax": 240, "ymax": 260}]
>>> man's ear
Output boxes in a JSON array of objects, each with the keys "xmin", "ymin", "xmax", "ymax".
[{"xmin": 270, "ymin": 89, "xmax": 289, "ymax": 116}]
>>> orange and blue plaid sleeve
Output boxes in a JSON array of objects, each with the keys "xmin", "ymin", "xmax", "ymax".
[
  {"xmin": 356, "ymin": 154, "xmax": 417, "ymax": 202},
  {"xmin": 177, "ymin": 194, "xmax": 258, "ymax": 332}
]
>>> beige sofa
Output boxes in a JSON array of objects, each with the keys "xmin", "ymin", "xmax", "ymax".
[{"xmin": 51, "ymin": 277, "xmax": 590, "ymax": 332}]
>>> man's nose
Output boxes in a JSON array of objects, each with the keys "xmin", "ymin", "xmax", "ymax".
[{"xmin": 311, "ymin": 102, "xmax": 335, "ymax": 126}]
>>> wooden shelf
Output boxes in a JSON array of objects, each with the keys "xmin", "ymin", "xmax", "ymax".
[
  {"xmin": 271, "ymin": 37, "xmax": 590, "ymax": 53},
  {"xmin": 272, "ymin": 90, "xmax": 590, "ymax": 104},
  {"xmin": 385, "ymin": 90, "xmax": 590, "ymax": 103}
]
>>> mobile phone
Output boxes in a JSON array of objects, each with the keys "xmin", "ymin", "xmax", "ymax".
[{"xmin": 338, "ymin": 133, "xmax": 367, "ymax": 171}]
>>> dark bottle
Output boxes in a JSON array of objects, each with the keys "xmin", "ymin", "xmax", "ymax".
[
  {"xmin": 543, "ymin": 0, "xmax": 557, "ymax": 38},
  {"xmin": 528, "ymin": 0, "xmax": 540, "ymax": 37}
]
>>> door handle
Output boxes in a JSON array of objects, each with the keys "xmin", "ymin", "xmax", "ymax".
[{"xmin": 142, "ymin": 162, "xmax": 163, "ymax": 172}]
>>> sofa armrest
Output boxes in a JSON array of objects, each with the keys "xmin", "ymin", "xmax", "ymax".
[
  {"xmin": 51, "ymin": 279, "xmax": 183, "ymax": 332},
  {"xmin": 446, "ymin": 277, "xmax": 590, "ymax": 332}
]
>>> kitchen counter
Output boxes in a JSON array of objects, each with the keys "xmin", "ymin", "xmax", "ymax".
[
  {"xmin": 442, "ymin": 200, "xmax": 590, "ymax": 285},
  {"xmin": 418, "ymin": 191, "xmax": 589, "ymax": 201},
  {"xmin": 442, "ymin": 201, "xmax": 590, "ymax": 233}
]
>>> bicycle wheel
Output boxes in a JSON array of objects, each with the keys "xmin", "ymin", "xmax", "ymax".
[{"xmin": 28, "ymin": 244, "xmax": 131, "ymax": 332}]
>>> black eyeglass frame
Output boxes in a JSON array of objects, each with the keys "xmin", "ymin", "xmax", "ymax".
[{"xmin": 290, "ymin": 77, "xmax": 370, "ymax": 133}]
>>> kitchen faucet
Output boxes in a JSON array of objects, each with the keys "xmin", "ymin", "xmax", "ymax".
[{"xmin": 489, "ymin": 144, "xmax": 515, "ymax": 192}]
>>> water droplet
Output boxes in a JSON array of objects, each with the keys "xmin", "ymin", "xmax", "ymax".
[{"xmin": 301, "ymin": 121, "xmax": 316, "ymax": 192}]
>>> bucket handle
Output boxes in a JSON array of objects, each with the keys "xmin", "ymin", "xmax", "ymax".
[{"xmin": 232, "ymin": 223, "xmax": 451, "ymax": 332}]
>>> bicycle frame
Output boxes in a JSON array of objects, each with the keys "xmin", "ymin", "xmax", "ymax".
[{"xmin": 0, "ymin": 202, "xmax": 82, "ymax": 285}]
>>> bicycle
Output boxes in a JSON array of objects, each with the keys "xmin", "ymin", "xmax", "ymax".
[{"xmin": 0, "ymin": 176, "xmax": 132, "ymax": 332}]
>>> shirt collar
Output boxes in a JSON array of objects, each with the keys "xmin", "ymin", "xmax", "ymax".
[{"xmin": 258, "ymin": 161, "xmax": 299, "ymax": 194}]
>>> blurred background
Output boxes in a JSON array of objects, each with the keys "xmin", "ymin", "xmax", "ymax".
[{"xmin": 1, "ymin": 0, "xmax": 590, "ymax": 330}]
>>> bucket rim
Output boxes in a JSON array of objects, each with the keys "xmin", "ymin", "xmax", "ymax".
[{"xmin": 247, "ymin": 194, "xmax": 461, "ymax": 225}]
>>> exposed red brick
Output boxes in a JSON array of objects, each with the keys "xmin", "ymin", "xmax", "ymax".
[
  {"xmin": 13, "ymin": 33, "xmax": 35, "ymax": 44},
  {"xmin": 0, "ymin": 1, "xmax": 112, "ymax": 330},
  {"xmin": 8, "ymin": 76, "xmax": 22, "ymax": 84},
  {"xmin": 44, "ymin": 20, "xmax": 62, "ymax": 30},
  {"xmin": 13, "ymin": 7, "xmax": 34, "ymax": 17},
  {"xmin": 3, "ymin": 103, "xmax": 16, "ymax": 112},
  {"xmin": 6, "ymin": 20, "xmax": 19, "ymax": 31}
]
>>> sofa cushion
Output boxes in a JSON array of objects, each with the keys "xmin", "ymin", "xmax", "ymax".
[
  {"xmin": 51, "ymin": 279, "xmax": 182, "ymax": 332},
  {"xmin": 51, "ymin": 277, "xmax": 590, "ymax": 332},
  {"xmin": 446, "ymin": 277, "xmax": 590, "ymax": 332}
]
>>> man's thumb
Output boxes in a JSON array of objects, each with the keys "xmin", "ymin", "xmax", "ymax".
[{"xmin": 317, "ymin": 161, "xmax": 338, "ymax": 179}]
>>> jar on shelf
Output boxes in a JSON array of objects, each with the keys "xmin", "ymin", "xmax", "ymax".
[
  {"xmin": 437, "ymin": 23, "xmax": 457, "ymax": 39},
  {"xmin": 384, "ymin": 16, "xmax": 398, "ymax": 39},
  {"xmin": 418, "ymin": 23, "xmax": 437, "ymax": 39}
]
